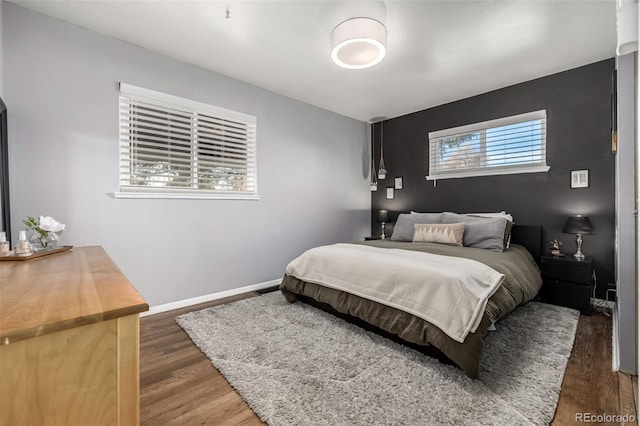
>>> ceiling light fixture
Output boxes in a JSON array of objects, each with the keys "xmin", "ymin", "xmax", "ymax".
[{"xmin": 331, "ymin": 18, "xmax": 387, "ymax": 69}]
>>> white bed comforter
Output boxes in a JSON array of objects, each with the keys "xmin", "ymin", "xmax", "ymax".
[{"xmin": 285, "ymin": 243, "xmax": 505, "ymax": 343}]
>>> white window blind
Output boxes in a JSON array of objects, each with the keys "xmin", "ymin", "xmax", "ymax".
[
  {"xmin": 117, "ymin": 83, "xmax": 258, "ymax": 199},
  {"xmin": 427, "ymin": 110, "xmax": 549, "ymax": 181}
]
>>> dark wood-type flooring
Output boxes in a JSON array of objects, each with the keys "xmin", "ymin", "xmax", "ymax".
[{"xmin": 140, "ymin": 293, "xmax": 637, "ymax": 425}]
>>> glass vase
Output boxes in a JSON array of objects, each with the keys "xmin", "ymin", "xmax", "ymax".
[{"xmin": 29, "ymin": 231, "xmax": 59, "ymax": 252}]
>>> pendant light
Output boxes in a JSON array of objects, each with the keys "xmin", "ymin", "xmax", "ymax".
[
  {"xmin": 378, "ymin": 121, "xmax": 387, "ymax": 179},
  {"xmin": 370, "ymin": 123, "xmax": 378, "ymax": 191}
]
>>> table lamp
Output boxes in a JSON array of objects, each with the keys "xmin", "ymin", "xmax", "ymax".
[
  {"xmin": 562, "ymin": 215, "xmax": 593, "ymax": 260},
  {"xmin": 378, "ymin": 210, "xmax": 390, "ymax": 239}
]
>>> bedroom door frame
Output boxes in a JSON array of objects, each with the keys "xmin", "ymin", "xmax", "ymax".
[
  {"xmin": 614, "ymin": 52, "xmax": 637, "ymax": 375},
  {"xmin": 0, "ymin": 96, "xmax": 10, "ymax": 244}
]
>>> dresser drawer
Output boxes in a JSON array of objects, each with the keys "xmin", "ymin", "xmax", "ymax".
[
  {"xmin": 540, "ymin": 257, "xmax": 594, "ymax": 285},
  {"xmin": 541, "ymin": 280, "xmax": 592, "ymax": 314}
]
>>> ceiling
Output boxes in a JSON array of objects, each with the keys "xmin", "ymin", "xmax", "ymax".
[{"xmin": 10, "ymin": 0, "xmax": 617, "ymax": 122}]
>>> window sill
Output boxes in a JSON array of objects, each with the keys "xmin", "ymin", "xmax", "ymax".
[
  {"xmin": 112, "ymin": 192, "xmax": 260, "ymax": 200},
  {"xmin": 426, "ymin": 165, "xmax": 550, "ymax": 181}
]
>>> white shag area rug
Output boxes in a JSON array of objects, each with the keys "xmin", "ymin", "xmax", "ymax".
[{"xmin": 176, "ymin": 292, "xmax": 579, "ymax": 426}]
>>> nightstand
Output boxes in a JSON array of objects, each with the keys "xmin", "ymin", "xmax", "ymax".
[{"xmin": 539, "ymin": 255, "xmax": 595, "ymax": 315}]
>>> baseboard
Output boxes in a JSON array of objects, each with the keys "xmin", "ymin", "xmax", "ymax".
[
  {"xmin": 612, "ymin": 302, "xmax": 620, "ymax": 371},
  {"xmin": 141, "ymin": 278, "xmax": 282, "ymax": 317}
]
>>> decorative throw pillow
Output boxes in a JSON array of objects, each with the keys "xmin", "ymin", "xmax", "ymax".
[
  {"xmin": 441, "ymin": 212, "xmax": 511, "ymax": 252},
  {"xmin": 390, "ymin": 213, "xmax": 442, "ymax": 241},
  {"xmin": 412, "ymin": 223, "xmax": 465, "ymax": 246}
]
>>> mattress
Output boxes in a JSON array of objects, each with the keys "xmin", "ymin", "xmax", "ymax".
[{"xmin": 280, "ymin": 240, "xmax": 542, "ymax": 378}]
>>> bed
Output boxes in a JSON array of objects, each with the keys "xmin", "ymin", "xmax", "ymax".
[{"xmin": 279, "ymin": 213, "xmax": 543, "ymax": 378}]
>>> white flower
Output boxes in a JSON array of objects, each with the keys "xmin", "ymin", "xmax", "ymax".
[{"xmin": 39, "ymin": 216, "xmax": 65, "ymax": 233}]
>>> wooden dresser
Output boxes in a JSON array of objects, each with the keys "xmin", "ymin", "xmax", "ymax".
[{"xmin": 0, "ymin": 246, "xmax": 149, "ymax": 425}]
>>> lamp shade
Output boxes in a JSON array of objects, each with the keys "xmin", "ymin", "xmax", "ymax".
[
  {"xmin": 331, "ymin": 18, "xmax": 387, "ymax": 69},
  {"xmin": 378, "ymin": 210, "xmax": 390, "ymax": 223},
  {"xmin": 562, "ymin": 215, "xmax": 593, "ymax": 234}
]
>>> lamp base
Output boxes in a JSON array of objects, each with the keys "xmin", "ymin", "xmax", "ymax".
[
  {"xmin": 573, "ymin": 233, "xmax": 585, "ymax": 260},
  {"xmin": 381, "ymin": 222, "xmax": 386, "ymax": 240}
]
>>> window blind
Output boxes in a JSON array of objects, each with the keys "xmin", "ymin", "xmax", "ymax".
[
  {"xmin": 427, "ymin": 110, "xmax": 549, "ymax": 181},
  {"xmin": 118, "ymin": 83, "xmax": 257, "ymax": 198}
]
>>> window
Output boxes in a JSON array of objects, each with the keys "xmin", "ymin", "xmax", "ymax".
[
  {"xmin": 427, "ymin": 110, "xmax": 548, "ymax": 181},
  {"xmin": 116, "ymin": 83, "xmax": 258, "ymax": 199}
]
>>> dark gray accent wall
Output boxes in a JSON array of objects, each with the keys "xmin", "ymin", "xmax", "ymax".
[{"xmin": 371, "ymin": 59, "xmax": 615, "ymax": 296}]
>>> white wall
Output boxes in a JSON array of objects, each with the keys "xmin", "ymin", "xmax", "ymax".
[{"xmin": 4, "ymin": 3, "xmax": 370, "ymax": 307}]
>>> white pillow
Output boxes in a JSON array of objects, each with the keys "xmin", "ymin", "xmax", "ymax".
[
  {"xmin": 465, "ymin": 211, "xmax": 514, "ymax": 223},
  {"xmin": 413, "ymin": 210, "xmax": 514, "ymax": 223}
]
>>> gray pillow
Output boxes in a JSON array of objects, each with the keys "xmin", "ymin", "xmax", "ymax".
[
  {"xmin": 390, "ymin": 213, "xmax": 442, "ymax": 241},
  {"xmin": 441, "ymin": 212, "xmax": 510, "ymax": 252}
]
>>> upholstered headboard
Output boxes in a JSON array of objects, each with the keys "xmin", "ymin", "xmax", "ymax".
[{"xmin": 510, "ymin": 225, "xmax": 542, "ymax": 263}]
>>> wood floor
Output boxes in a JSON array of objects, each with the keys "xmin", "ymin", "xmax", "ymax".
[{"xmin": 140, "ymin": 293, "xmax": 637, "ymax": 425}]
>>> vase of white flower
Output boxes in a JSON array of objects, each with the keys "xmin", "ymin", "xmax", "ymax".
[
  {"xmin": 23, "ymin": 216, "xmax": 66, "ymax": 252},
  {"xmin": 28, "ymin": 231, "xmax": 59, "ymax": 252}
]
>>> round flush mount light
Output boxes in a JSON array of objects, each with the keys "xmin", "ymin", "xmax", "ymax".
[{"xmin": 331, "ymin": 17, "xmax": 387, "ymax": 70}]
